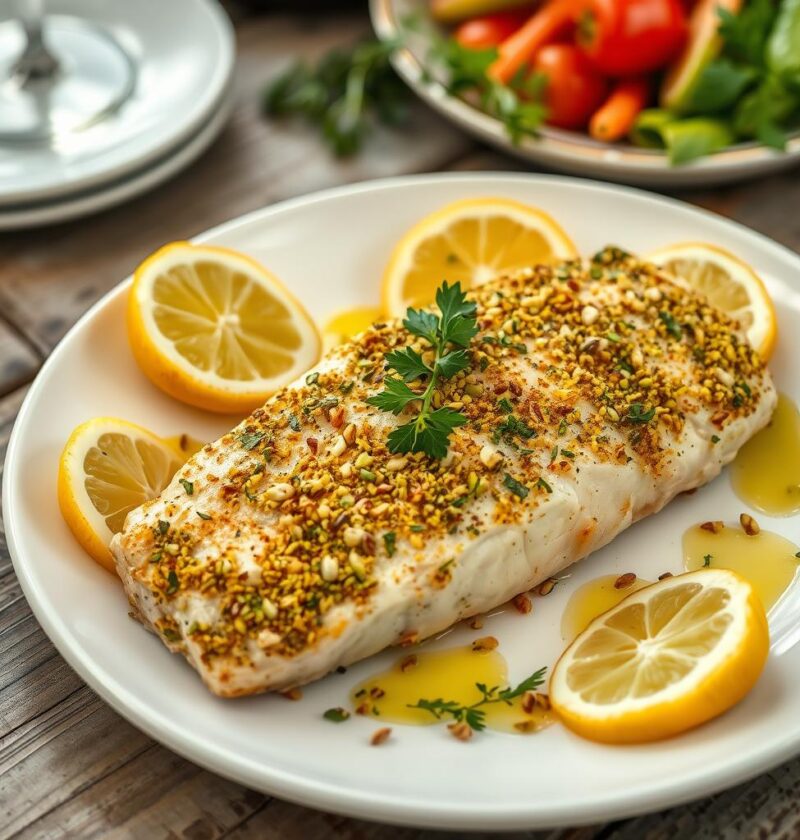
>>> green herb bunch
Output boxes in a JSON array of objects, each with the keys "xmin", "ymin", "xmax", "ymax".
[
  {"xmin": 422, "ymin": 33, "xmax": 548, "ymax": 144},
  {"xmin": 366, "ymin": 281, "xmax": 478, "ymax": 460},
  {"xmin": 634, "ymin": 0, "xmax": 800, "ymax": 162},
  {"xmin": 263, "ymin": 38, "xmax": 409, "ymax": 156},
  {"xmin": 409, "ymin": 666, "xmax": 548, "ymax": 732}
]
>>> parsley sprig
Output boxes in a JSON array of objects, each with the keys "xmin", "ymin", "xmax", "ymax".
[
  {"xmin": 409, "ymin": 666, "xmax": 547, "ymax": 732},
  {"xmin": 367, "ymin": 282, "xmax": 477, "ymax": 459}
]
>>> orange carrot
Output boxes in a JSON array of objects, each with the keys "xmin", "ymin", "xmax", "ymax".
[
  {"xmin": 589, "ymin": 77, "xmax": 650, "ymax": 143},
  {"xmin": 488, "ymin": 0, "xmax": 578, "ymax": 85}
]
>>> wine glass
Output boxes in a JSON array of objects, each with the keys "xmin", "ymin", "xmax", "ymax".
[{"xmin": 0, "ymin": 0, "xmax": 136, "ymax": 144}]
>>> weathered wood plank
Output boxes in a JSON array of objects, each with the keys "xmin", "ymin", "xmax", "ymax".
[
  {"xmin": 603, "ymin": 759, "xmax": 800, "ymax": 840},
  {"xmin": 0, "ymin": 13, "xmax": 472, "ymax": 355},
  {"xmin": 221, "ymin": 799, "xmax": 600, "ymax": 840},
  {"xmin": 0, "ymin": 321, "xmax": 38, "ymax": 398}
]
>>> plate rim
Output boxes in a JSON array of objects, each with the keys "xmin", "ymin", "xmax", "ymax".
[
  {"xmin": 0, "ymin": 90, "xmax": 233, "ymax": 230},
  {"xmin": 369, "ymin": 0, "xmax": 800, "ymax": 187},
  {"xmin": 0, "ymin": 0, "xmax": 235, "ymax": 206},
  {"xmin": 5, "ymin": 172, "xmax": 800, "ymax": 830}
]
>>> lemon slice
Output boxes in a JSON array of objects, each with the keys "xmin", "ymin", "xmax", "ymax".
[
  {"xmin": 550, "ymin": 569, "xmax": 769, "ymax": 744},
  {"xmin": 58, "ymin": 418, "xmax": 186, "ymax": 573},
  {"xmin": 647, "ymin": 242, "xmax": 777, "ymax": 359},
  {"xmin": 381, "ymin": 198, "xmax": 578, "ymax": 317},
  {"xmin": 322, "ymin": 305, "xmax": 383, "ymax": 351},
  {"xmin": 128, "ymin": 242, "xmax": 321, "ymax": 414}
]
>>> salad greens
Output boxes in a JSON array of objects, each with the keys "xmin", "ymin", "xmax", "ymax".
[
  {"xmin": 634, "ymin": 0, "xmax": 800, "ymax": 162},
  {"xmin": 264, "ymin": 0, "xmax": 800, "ymax": 165}
]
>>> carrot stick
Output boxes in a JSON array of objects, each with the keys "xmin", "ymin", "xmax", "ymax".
[
  {"xmin": 589, "ymin": 77, "xmax": 651, "ymax": 143},
  {"xmin": 488, "ymin": 0, "xmax": 578, "ymax": 85}
]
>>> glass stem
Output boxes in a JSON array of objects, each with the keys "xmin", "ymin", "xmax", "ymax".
[{"xmin": 13, "ymin": 0, "xmax": 59, "ymax": 83}]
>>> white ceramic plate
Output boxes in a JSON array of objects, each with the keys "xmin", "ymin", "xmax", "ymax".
[
  {"xmin": 5, "ymin": 174, "xmax": 800, "ymax": 831},
  {"xmin": 0, "ymin": 0, "xmax": 234, "ymax": 205},
  {"xmin": 0, "ymin": 94, "xmax": 232, "ymax": 231},
  {"xmin": 370, "ymin": 0, "xmax": 800, "ymax": 188}
]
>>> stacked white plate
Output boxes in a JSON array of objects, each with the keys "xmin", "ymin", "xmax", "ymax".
[{"xmin": 0, "ymin": 0, "xmax": 235, "ymax": 230}]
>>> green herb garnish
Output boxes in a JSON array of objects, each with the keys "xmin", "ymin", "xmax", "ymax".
[
  {"xmin": 703, "ymin": 553, "xmax": 713, "ymax": 567},
  {"xmin": 497, "ymin": 397, "xmax": 514, "ymax": 413},
  {"xmin": 658, "ymin": 310, "xmax": 682, "ymax": 340},
  {"xmin": 196, "ymin": 511, "xmax": 211, "ymax": 521},
  {"xmin": 166, "ymin": 570, "xmax": 179, "ymax": 595},
  {"xmin": 366, "ymin": 281, "xmax": 476, "ymax": 459},
  {"xmin": 383, "ymin": 531, "xmax": 397, "ymax": 557},
  {"xmin": 494, "ymin": 414, "xmax": 537, "ymax": 445},
  {"xmin": 179, "ymin": 479, "xmax": 194, "ymax": 496},
  {"xmin": 627, "ymin": 403, "xmax": 656, "ymax": 424},
  {"xmin": 264, "ymin": 38, "xmax": 408, "ymax": 156},
  {"xmin": 323, "ymin": 707, "xmax": 351, "ymax": 723},
  {"xmin": 408, "ymin": 666, "xmax": 547, "ymax": 732},
  {"xmin": 503, "ymin": 472, "xmax": 529, "ymax": 500},
  {"xmin": 239, "ymin": 431, "xmax": 266, "ymax": 451},
  {"xmin": 536, "ymin": 477, "xmax": 553, "ymax": 494}
]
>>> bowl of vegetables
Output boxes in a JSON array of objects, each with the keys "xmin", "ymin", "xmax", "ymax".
[{"xmin": 370, "ymin": 0, "xmax": 800, "ymax": 186}]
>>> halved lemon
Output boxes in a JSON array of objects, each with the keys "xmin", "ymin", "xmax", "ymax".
[
  {"xmin": 58, "ymin": 418, "xmax": 186, "ymax": 573},
  {"xmin": 647, "ymin": 242, "xmax": 777, "ymax": 359},
  {"xmin": 550, "ymin": 569, "xmax": 769, "ymax": 744},
  {"xmin": 128, "ymin": 243, "xmax": 322, "ymax": 414},
  {"xmin": 381, "ymin": 198, "xmax": 578, "ymax": 317}
]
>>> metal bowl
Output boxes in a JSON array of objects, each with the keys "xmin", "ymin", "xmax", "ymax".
[{"xmin": 370, "ymin": 0, "xmax": 800, "ymax": 187}]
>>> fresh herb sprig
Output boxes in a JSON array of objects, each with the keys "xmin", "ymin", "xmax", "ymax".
[
  {"xmin": 263, "ymin": 19, "xmax": 548, "ymax": 156},
  {"xmin": 409, "ymin": 666, "xmax": 548, "ymax": 732},
  {"xmin": 263, "ymin": 38, "xmax": 409, "ymax": 156},
  {"xmin": 367, "ymin": 281, "xmax": 477, "ymax": 459},
  {"xmin": 422, "ymin": 35, "xmax": 548, "ymax": 144}
]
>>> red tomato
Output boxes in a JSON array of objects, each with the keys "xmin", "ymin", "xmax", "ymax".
[
  {"xmin": 454, "ymin": 10, "xmax": 531, "ymax": 49},
  {"xmin": 576, "ymin": 0, "xmax": 688, "ymax": 76},
  {"xmin": 531, "ymin": 44, "xmax": 608, "ymax": 130}
]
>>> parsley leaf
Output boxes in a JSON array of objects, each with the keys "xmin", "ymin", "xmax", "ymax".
[
  {"xmin": 403, "ymin": 307, "xmax": 439, "ymax": 344},
  {"xmin": 436, "ymin": 348, "xmax": 471, "ymax": 379},
  {"xmin": 369, "ymin": 282, "xmax": 476, "ymax": 459},
  {"xmin": 385, "ymin": 347, "xmax": 430, "ymax": 382},
  {"xmin": 366, "ymin": 378, "xmax": 420, "ymax": 414},
  {"xmin": 388, "ymin": 407, "xmax": 467, "ymax": 460}
]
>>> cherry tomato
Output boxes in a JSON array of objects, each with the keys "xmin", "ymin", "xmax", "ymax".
[
  {"xmin": 531, "ymin": 44, "xmax": 608, "ymax": 130},
  {"xmin": 576, "ymin": 0, "xmax": 688, "ymax": 76},
  {"xmin": 454, "ymin": 10, "xmax": 531, "ymax": 49}
]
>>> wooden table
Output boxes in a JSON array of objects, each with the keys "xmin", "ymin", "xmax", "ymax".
[{"xmin": 2, "ymin": 7, "xmax": 800, "ymax": 839}]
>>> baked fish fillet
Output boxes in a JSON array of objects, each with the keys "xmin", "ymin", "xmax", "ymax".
[{"xmin": 112, "ymin": 249, "xmax": 776, "ymax": 697}]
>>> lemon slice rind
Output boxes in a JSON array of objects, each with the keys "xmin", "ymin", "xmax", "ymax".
[
  {"xmin": 550, "ymin": 568, "xmax": 769, "ymax": 744},
  {"xmin": 128, "ymin": 243, "xmax": 322, "ymax": 414}
]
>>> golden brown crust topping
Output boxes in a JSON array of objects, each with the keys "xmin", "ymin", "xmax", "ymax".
[{"xmin": 131, "ymin": 249, "xmax": 768, "ymax": 663}]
